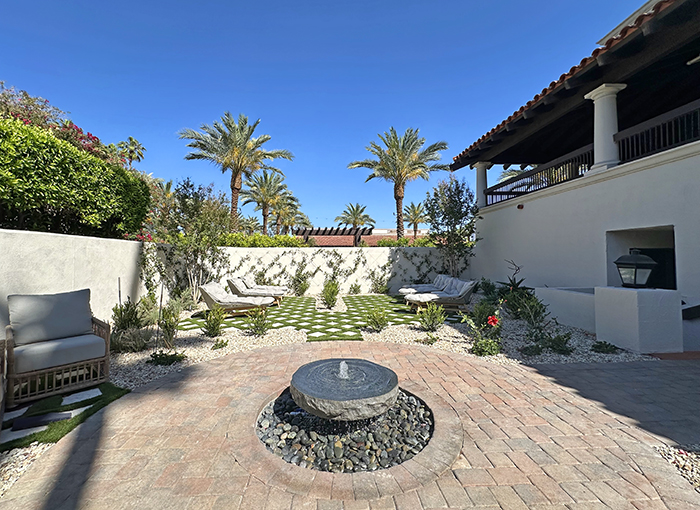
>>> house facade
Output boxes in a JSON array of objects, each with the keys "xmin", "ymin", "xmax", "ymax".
[{"xmin": 451, "ymin": 0, "xmax": 700, "ymax": 351}]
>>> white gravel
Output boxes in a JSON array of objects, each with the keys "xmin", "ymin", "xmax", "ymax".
[{"xmin": 0, "ymin": 442, "xmax": 52, "ymax": 499}]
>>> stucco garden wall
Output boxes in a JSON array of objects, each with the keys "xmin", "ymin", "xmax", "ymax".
[
  {"xmin": 0, "ymin": 229, "xmax": 144, "ymax": 329},
  {"xmin": 467, "ymin": 141, "xmax": 700, "ymax": 301}
]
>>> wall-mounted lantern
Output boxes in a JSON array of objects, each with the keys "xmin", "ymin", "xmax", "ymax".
[{"xmin": 614, "ymin": 249, "xmax": 658, "ymax": 288}]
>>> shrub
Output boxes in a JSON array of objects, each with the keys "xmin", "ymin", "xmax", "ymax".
[
  {"xmin": 416, "ymin": 332, "xmax": 439, "ymax": 345},
  {"xmin": 110, "ymin": 328, "xmax": 153, "ymax": 353},
  {"xmin": 290, "ymin": 260, "xmax": 314, "ymax": 296},
  {"xmin": 254, "ymin": 270, "xmax": 273, "ymax": 286},
  {"xmin": 112, "ymin": 298, "xmax": 143, "ymax": 331},
  {"xmin": 471, "ymin": 337, "xmax": 501, "ymax": 356},
  {"xmin": 211, "ymin": 338, "xmax": 229, "ymax": 350},
  {"xmin": 418, "ymin": 303, "xmax": 447, "ymax": 332},
  {"xmin": 544, "ymin": 333, "xmax": 574, "ymax": 355},
  {"xmin": 246, "ymin": 307, "xmax": 270, "ymax": 336},
  {"xmin": 147, "ymin": 350, "xmax": 186, "ymax": 365},
  {"xmin": 321, "ymin": 280, "xmax": 339, "ymax": 308},
  {"xmin": 477, "ymin": 278, "xmax": 497, "ymax": 301},
  {"xmin": 368, "ymin": 263, "xmax": 391, "ymax": 294},
  {"xmin": 219, "ymin": 232, "xmax": 309, "ymax": 247},
  {"xmin": 158, "ymin": 306, "xmax": 179, "ymax": 349},
  {"xmin": 202, "ymin": 305, "xmax": 226, "ymax": 337},
  {"xmin": 591, "ymin": 341, "xmax": 621, "ymax": 354},
  {"xmin": 364, "ymin": 307, "xmax": 389, "ymax": 332},
  {"xmin": 375, "ymin": 237, "xmax": 435, "ymax": 247},
  {"xmin": 349, "ymin": 283, "xmax": 361, "ymax": 295},
  {"xmin": 137, "ymin": 293, "xmax": 159, "ymax": 326},
  {"xmin": 469, "ymin": 299, "xmax": 497, "ymax": 329}
]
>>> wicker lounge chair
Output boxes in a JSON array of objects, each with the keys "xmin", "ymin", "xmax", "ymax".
[
  {"xmin": 4, "ymin": 289, "xmax": 110, "ymax": 407},
  {"xmin": 200, "ymin": 283, "xmax": 275, "ymax": 315},
  {"xmin": 227, "ymin": 278, "xmax": 285, "ymax": 305},
  {"xmin": 405, "ymin": 279, "xmax": 477, "ymax": 312},
  {"xmin": 241, "ymin": 276, "xmax": 289, "ymax": 294},
  {"xmin": 398, "ymin": 274, "xmax": 451, "ymax": 295}
]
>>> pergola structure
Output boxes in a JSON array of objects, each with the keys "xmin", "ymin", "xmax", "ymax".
[{"xmin": 294, "ymin": 227, "xmax": 373, "ymax": 247}]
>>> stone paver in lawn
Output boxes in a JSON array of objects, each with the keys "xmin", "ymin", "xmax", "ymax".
[{"xmin": 3, "ymin": 342, "xmax": 699, "ymax": 509}]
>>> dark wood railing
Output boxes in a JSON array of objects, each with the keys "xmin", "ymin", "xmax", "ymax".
[
  {"xmin": 483, "ymin": 144, "xmax": 593, "ymax": 206},
  {"xmin": 615, "ymin": 98, "xmax": 700, "ymax": 163}
]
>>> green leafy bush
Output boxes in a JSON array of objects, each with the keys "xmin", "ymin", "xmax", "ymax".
[
  {"xmin": 289, "ymin": 259, "xmax": 316, "ymax": 296},
  {"xmin": 376, "ymin": 237, "xmax": 435, "ymax": 247},
  {"xmin": 471, "ymin": 337, "xmax": 501, "ymax": 356},
  {"xmin": 147, "ymin": 350, "xmax": 186, "ymax": 365},
  {"xmin": 112, "ymin": 298, "xmax": 143, "ymax": 331},
  {"xmin": 246, "ymin": 307, "xmax": 270, "ymax": 337},
  {"xmin": 469, "ymin": 299, "xmax": 498, "ymax": 329},
  {"xmin": 415, "ymin": 332, "xmax": 439, "ymax": 345},
  {"xmin": 321, "ymin": 280, "xmax": 339, "ymax": 308},
  {"xmin": 219, "ymin": 232, "xmax": 309, "ymax": 247},
  {"xmin": 0, "ymin": 118, "xmax": 150, "ymax": 237},
  {"xmin": 137, "ymin": 293, "xmax": 159, "ymax": 326},
  {"xmin": 591, "ymin": 341, "xmax": 621, "ymax": 354},
  {"xmin": 364, "ymin": 307, "xmax": 389, "ymax": 332},
  {"xmin": 211, "ymin": 338, "xmax": 229, "ymax": 350},
  {"xmin": 418, "ymin": 303, "xmax": 446, "ymax": 332},
  {"xmin": 368, "ymin": 262, "xmax": 391, "ymax": 294},
  {"xmin": 349, "ymin": 283, "xmax": 361, "ymax": 295},
  {"xmin": 202, "ymin": 305, "xmax": 226, "ymax": 337},
  {"xmin": 477, "ymin": 278, "xmax": 497, "ymax": 301},
  {"xmin": 158, "ymin": 306, "xmax": 179, "ymax": 349}
]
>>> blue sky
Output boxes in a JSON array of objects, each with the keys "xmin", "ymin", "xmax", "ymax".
[{"xmin": 2, "ymin": 0, "xmax": 642, "ymax": 228}]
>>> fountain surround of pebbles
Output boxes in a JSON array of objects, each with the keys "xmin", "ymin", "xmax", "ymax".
[
  {"xmin": 290, "ymin": 358, "xmax": 399, "ymax": 421},
  {"xmin": 256, "ymin": 358, "xmax": 434, "ymax": 473}
]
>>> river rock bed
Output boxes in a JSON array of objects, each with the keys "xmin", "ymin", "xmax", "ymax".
[{"xmin": 256, "ymin": 388, "xmax": 433, "ymax": 473}]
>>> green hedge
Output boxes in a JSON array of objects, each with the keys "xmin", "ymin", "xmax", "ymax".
[
  {"xmin": 219, "ymin": 232, "xmax": 310, "ymax": 247},
  {"xmin": 376, "ymin": 237, "xmax": 435, "ymax": 247},
  {"xmin": 0, "ymin": 118, "xmax": 150, "ymax": 237}
]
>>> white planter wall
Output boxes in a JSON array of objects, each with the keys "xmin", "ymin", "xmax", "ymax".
[
  {"xmin": 467, "ymin": 141, "xmax": 700, "ymax": 301},
  {"xmin": 0, "ymin": 229, "xmax": 144, "ymax": 329}
]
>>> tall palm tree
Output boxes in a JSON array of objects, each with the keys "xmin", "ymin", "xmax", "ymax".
[
  {"xmin": 178, "ymin": 112, "xmax": 294, "ymax": 227},
  {"xmin": 271, "ymin": 191, "xmax": 301, "ymax": 235},
  {"xmin": 239, "ymin": 215, "xmax": 262, "ymax": 235},
  {"xmin": 117, "ymin": 136, "xmax": 146, "ymax": 170},
  {"xmin": 348, "ymin": 128, "xmax": 449, "ymax": 238},
  {"xmin": 334, "ymin": 203, "xmax": 375, "ymax": 228},
  {"xmin": 403, "ymin": 201, "xmax": 428, "ymax": 240},
  {"xmin": 240, "ymin": 170, "xmax": 288, "ymax": 235}
]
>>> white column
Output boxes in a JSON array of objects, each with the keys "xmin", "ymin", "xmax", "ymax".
[
  {"xmin": 584, "ymin": 83, "xmax": 627, "ymax": 172},
  {"xmin": 473, "ymin": 162, "xmax": 492, "ymax": 208}
]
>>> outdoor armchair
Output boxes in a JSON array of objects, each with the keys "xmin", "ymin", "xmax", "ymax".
[
  {"xmin": 200, "ymin": 283, "xmax": 275, "ymax": 315},
  {"xmin": 3, "ymin": 289, "xmax": 110, "ymax": 407}
]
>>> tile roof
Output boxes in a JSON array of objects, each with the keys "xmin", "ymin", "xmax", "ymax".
[{"xmin": 452, "ymin": 0, "xmax": 679, "ymax": 168}]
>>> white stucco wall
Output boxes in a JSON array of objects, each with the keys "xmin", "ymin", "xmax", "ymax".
[
  {"xmin": 468, "ymin": 141, "xmax": 700, "ymax": 301},
  {"xmin": 534, "ymin": 287, "xmax": 596, "ymax": 333},
  {"xmin": 0, "ymin": 229, "xmax": 144, "ymax": 329}
]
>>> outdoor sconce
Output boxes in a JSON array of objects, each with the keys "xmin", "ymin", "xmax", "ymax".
[{"xmin": 614, "ymin": 249, "xmax": 658, "ymax": 288}]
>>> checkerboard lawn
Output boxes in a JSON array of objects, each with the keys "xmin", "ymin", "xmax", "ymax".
[{"xmin": 178, "ymin": 295, "xmax": 462, "ymax": 341}]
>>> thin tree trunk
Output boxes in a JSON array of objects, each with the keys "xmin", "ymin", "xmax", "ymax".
[
  {"xmin": 230, "ymin": 171, "xmax": 242, "ymax": 231},
  {"xmin": 413, "ymin": 225, "xmax": 418, "ymax": 240},
  {"xmin": 262, "ymin": 206, "xmax": 269, "ymax": 235},
  {"xmin": 394, "ymin": 184, "xmax": 404, "ymax": 239}
]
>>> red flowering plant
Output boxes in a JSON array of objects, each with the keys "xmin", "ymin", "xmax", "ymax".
[{"xmin": 460, "ymin": 298, "xmax": 504, "ymax": 356}]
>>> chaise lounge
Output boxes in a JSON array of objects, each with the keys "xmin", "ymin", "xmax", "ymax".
[
  {"xmin": 404, "ymin": 278, "xmax": 477, "ymax": 312},
  {"xmin": 3, "ymin": 289, "xmax": 110, "ymax": 407},
  {"xmin": 200, "ymin": 282, "xmax": 275, "ymax": 315},
  {"xmin": 227, "ymin": 278, "xmax": 286, "ymax": 305},
  {"xmin": 398, "ymin": 274, "xmax": 451, "ymax": 295}
]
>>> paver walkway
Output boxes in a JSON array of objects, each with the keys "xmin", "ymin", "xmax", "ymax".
[{"xmin": 2, "ymin": 342, "xmax": 699, "ymax": 509}]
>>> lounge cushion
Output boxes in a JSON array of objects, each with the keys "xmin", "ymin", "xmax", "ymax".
[
  {"xmin": 13, "ymin": 334, "xmax": 106, "ymax": 373},
  {"xmin": 398, "ymin": 274, "xmax": 450, "ymax": 295},
  {"xmin": 8, "ymin": 289, "xmax": 93, "ymax": 346},
  {"xmin": 199, "ymin": 284, "xmax": 275, "ymax": 310},
  {"xmin": 227, "ymin": 279, "xmax": 284, "ymax": 298},
  {"xmin": 242, "ymin": 276, "xmax": 256, "ymax": 289}
]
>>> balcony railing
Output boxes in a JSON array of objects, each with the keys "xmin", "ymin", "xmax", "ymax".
[
  {"xmin": 483, "ymin": 144, "xmax": 593, "ymax": 206},
  {"xmin": 615, "ymin": 98, "xmax": 700, "ymax": 163}
]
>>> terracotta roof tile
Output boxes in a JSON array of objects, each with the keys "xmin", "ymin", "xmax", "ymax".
[{"xmin": 452, "ymin": 0, "xmax": 678, "ymax": 168}]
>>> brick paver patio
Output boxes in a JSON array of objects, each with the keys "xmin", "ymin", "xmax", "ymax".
[{"xmin": 2, "ymin": 342, "xmax": 699, "ymax": 509}]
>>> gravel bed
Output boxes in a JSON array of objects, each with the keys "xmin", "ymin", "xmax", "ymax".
[
  {"xmin": 257, "ymin": 388, "xmax": 432, "ymax": 473},
  {"xmin": 654, "ymin": 445, "xmax": 700, "ymax": 494},
  {"xmin": 0, "ymin": 442, "xmax": 52, "ymax": 499}
]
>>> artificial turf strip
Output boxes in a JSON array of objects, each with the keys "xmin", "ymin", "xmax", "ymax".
[
  {"xmin": 177, "ymin": 294, "xmax": 461, "ymax": 341},
  {"xmin": 0, "ymin": 382, "xmax": 130, "ymax": 452}
]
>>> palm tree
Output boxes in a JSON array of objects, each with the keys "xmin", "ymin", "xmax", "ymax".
[
  {"xmin": 240, "ymin": 170, "xmax": 288, "ymax": 235},
  {"xmin": 178, "ymin": 112, "xmax": 294, "ymax": 227},
  {"xmin": 403, "ymin": 201, "xmax": 428, "ymax": 240},
  {"xmin": 117, "ymin": 136, "xmax": 146, "ymax": 170},
  {"xmin": 271, "ymin": 191, "xmax": 301, "ymax": 235},
  {"xmin": 348, "ymin": 128, "xmax": 449, "ymax": 238},
  {"xmin": 239, "ymin": 215, "xmax": 262, "ymax": 235},
  {"xmin": 334, "ymin": 203, "xmax": 375, "ymax": 228}
]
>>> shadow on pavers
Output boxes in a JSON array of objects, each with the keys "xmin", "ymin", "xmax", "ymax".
[{"xmin": 533, "ymin": 359, "xmax": 700, "ymax": 445}]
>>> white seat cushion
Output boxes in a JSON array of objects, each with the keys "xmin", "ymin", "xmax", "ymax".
[{"xmin": 13, "ymin": 334, "xmax": 106, "ymax": 373}]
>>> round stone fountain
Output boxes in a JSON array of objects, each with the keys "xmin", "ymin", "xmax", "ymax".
[{"xmin": 289, "ymin": 358, "xmax": 399, "ymax": 421}]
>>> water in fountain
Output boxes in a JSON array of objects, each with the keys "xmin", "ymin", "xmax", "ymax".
[{"xmin": 338, "ymin": 360, "xmax": 349, "ymax": 380}]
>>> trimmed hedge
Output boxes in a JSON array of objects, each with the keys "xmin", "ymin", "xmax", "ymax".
[
  {"xmin": 376, "ymin": 237, "xmax": 435, "ymax": 247},
  {"xmin": 219, "ymin": 232, "xmax": 309, "ymax": 247},
  {"xmin": 0, "ymin": 118, "xmax": 150, "ymax": 237}
]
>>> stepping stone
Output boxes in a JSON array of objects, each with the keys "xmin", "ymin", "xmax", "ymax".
[
  {"xmin": 12, "ymin": 412, "xmax": 73, "ymax": 431},
  {"xmin": 0, "ymin": 425, "xmax": 48, "ymax": 444},
  {"xmin": 62, "ymin": 388, "xmax": 102, "ymax": 406},
  {"xmin": 307, "ymin": 332, "xmax": 325, "ymax": 338},
  {"xmin": 3, "ymin": 407, "xmax": 29, "ymax": 422},
  {"xmin": 326, "ymin": 328, "xmax": 341, "ymax": 333},
  {"xmin": 342, "ymin": 331, "xmax": 359, "ymax": 336}
]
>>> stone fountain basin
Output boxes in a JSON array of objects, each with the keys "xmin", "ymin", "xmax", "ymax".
[{"xmin": 290, "ymin": 358, "xmax": 399, "ymax": 421}]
